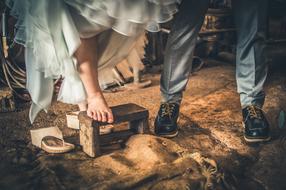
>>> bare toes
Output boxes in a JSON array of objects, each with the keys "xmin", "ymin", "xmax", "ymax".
[
  {"xmin": 107, "ymin": 111, "xmax": 114, "ymax": 123},
  {"xmin": 93, "ymin": 112, "xmax": 98, "ymax": 121},
  {"xmin": 96, "ymin": 111, "xmax": 102, "ymax": 122},
  {"xmin": 87, "ymin": 110, "xmax": 93, "ymax": 118},
  {"xmin": 101, "ymin": 111, "xmax": 107, "ymax": 123}
]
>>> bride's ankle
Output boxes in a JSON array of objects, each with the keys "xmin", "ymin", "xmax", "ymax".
[
  {"xmin": 87, "ymin": 92, "xmax": 102, "ymax": 99},
  {"xmin": 87, "ymin": 92, "xmax": 105, "ymax": 103}
]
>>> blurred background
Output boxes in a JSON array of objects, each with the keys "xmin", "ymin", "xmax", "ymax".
[{"xmin": 1, "ymin": 0, "xmax": 286, "ymax": 105}]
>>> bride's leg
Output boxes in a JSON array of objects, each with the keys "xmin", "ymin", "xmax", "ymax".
[{"xmin": 74, "ymin": 36, "xmax": 114, "ymax": 123}]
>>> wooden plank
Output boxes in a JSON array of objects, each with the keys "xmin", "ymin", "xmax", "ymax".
[
  {"xmin": 116, "ymin": 59, "xmax": 133, "ymax": 80},
  {"xmin": 111, "ymin": 103, "xmax": 149, "ymax": 123},
  {"xmin": 99, "ymin": 130, "xmax": 134, "ymax": 145},
  {"xmin": 79, "ymin": 103, "xmax": 149, "ymax": 126}
]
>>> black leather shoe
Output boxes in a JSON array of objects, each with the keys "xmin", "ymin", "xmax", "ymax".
[
  {"xmin": 154, "ymin": 103, "xmax": 180, "ymax": 138},
  {"xmin": 242, "ymin": 105, "xmax": 271, "ymax": 143}
]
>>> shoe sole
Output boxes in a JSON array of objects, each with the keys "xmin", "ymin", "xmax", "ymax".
[
  {"xmin": 242, "ymin": 122, "xmax": 271, "ymax": 143},
  {"xmin": 157, "ymin": 130, "xmax": 179, "ymax": 138},
  {"xmin": 41, "ymin": 138, "xmax": 75, "ymax": 154},
  {"xmin": 244, "ymin": 136, "xmax": 271, "ymax": 143}
]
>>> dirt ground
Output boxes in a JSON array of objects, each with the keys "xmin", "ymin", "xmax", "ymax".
[{"xmin": 1, "ymin": 61, "xmax": 286, "ymax": 190}]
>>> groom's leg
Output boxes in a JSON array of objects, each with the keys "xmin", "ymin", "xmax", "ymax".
[
  {"xmin": 233, "ymin": 0, "xmax": 270, "ymax": 142},
  {"xmin": 160, "ymin": 0, "xmax": 210, "ymax": 105},
  {"xmin": 155, "ymin": 0, "xmax": 209, "ymax": 138},
  {"xmin": 233, "ymin": 0, "xmax": 268, "ymax": 108}
]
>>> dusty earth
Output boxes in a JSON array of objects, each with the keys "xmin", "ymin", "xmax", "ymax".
[{"xmin": 1, "ymin": 61, "xmax": 286, "ymax": 190}]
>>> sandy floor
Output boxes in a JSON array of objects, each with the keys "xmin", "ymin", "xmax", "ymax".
[{"xmin": 1, "ymin": 61, "xmax": 286, "ymax": 190}]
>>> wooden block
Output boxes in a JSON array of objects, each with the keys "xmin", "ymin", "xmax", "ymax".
[
  {"xmin": 0, "ymin": 87, "xmax": 15, "ymax": 112},
  {"xmin": 66, "ymin": 111, "xmax": 80, "ymax": 130},
  {"xmin": 110, "ymin": 103, "xmax": 149, "ymax": 124},
  {"xmin": 78, "ymin": 103, "xmax": 149, "ymax": 157},
  {"xmin": 79, "ymin": 113, "xmax": 101, "ymax": 157}
]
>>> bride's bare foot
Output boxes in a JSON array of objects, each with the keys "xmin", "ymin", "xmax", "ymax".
[{"xmin": 87, "ymin": 93, "xmax": 114, "ymax": 123}]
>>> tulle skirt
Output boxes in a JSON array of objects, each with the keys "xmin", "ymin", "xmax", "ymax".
[{"xmin": 6, "ymin": 0, "xmax": 180, "ymax": 122}]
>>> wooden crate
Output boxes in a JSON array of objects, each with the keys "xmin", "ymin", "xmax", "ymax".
[{"xmin": 79, "ymin": 103, "xmax": 149, "ymax": 157}]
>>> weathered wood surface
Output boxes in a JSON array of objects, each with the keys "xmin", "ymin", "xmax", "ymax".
[
  {"xmin": 79, "ymin": 114, "xmax": 101, "ymax": 157},
  {"xmin": 78, "ymin": 103, "xmax": 149, "ymax": 157},
  {"xmin": 100, "ymin": 130, "xmax": 134, "ymax": 145}
]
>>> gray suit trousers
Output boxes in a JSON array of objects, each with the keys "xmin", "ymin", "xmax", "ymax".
[{"xmin": 160, "ymin": 0, "xmax": 268, "ymax": 108}]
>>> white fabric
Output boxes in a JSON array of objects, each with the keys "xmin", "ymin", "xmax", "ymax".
[{"xmin": 6, "ymin": 0, "xmax": 180, "ymax": 122}]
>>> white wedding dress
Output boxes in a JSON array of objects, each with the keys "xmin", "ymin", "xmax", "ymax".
[{"xmin": 6, "ymin": 0, "xmax": 180, "ymax": 122}]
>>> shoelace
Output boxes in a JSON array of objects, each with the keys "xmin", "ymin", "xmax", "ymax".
[
  {"xmin": 160, "ymin": 103, "xmax": 176, "ymax": 118},
  {"xmin": 246, "ymin": 105, "xmax": 263, "ymax": 120}
]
